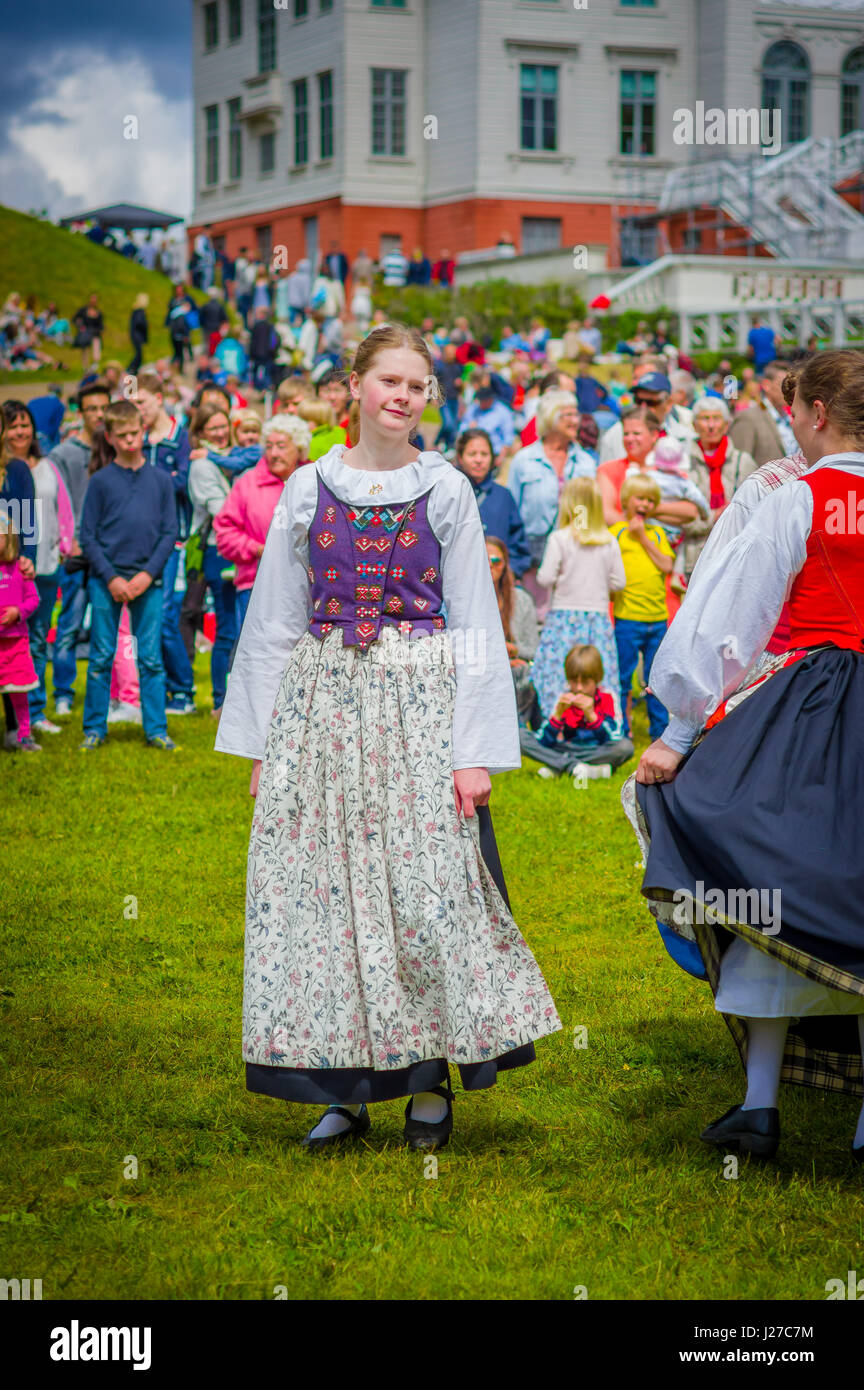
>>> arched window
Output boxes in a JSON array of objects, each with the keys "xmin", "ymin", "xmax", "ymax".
[
  {"xmin": 762, "ymin": 41, "xmax": 810, "ymax": 146},
  {"xmin": 841, "ymin": 47, "xmax": 864, "ymax": 137}
]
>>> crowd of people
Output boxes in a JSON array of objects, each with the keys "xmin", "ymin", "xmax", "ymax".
[
  {"xmin": 0, "ymin": 295, "xmax": 810, "ymax": 769},
  {"xmin": 4, "ymin": 283, "xmax": 863, "ymax": 1161}
]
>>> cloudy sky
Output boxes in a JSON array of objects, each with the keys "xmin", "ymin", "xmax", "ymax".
[{"xmin": 0, "ymin": 1, "xmax": 191, "ymax": 221}]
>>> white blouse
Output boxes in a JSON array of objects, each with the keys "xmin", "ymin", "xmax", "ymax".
[
  {"xmin": 214, "ymin": 445, "xmax": 521, "ymax": 771},
  {"xmin": 694, "ymin": 450, "xmax": 808, "ymax": 557},
  {"xmin": 651, "ymin": 453, "xmax": 864, "ymax": 754}
]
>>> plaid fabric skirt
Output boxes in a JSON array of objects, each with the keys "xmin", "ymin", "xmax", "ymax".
[{"xmin": 625, "ymin": 646, "xmax": 864, "ymax": 1096}]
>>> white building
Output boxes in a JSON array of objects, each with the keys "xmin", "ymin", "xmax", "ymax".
[{"xmin": 189, "ymin": 0, "xmax": 864, "ymax": 270}]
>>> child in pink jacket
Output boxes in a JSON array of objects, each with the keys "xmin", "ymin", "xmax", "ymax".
[
  {"xmin": 0, "ymin": 516, "xmax": 41, "ymax": 751},
  {"xmin": 213, "ymin": 413, "xmax": 310, "ymax": 632}
]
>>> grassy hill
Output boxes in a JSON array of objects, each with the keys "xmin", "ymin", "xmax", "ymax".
[{"xmin": 0, "ymin": 205, "xmax": 192, "ymax": 384}]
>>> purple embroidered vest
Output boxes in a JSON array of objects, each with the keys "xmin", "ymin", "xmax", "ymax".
[{"xmin": 307, "ymin": 477, "xmax": 446, "ymax": 649}]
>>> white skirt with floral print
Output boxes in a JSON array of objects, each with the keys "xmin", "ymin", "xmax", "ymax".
[{"xmin": 243, "ymin": 625, "xmax": 562, "ymax": 1077}]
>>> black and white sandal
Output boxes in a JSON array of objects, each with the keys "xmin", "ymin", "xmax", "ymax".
[
  {"xmin": 301, "ymin": 1104, "xmax": 371, "ymax": 1151},
  {"xmin": 403, "ymin": 1083, "xmax": 454, "ymax": 1152}
]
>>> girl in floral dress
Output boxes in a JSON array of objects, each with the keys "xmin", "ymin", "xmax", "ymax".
[{"xmin": 215, "ymin": 324, "xmax": 561, "ymax": 1151}]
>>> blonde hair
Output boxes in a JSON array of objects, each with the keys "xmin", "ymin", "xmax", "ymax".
[
  {"xmin": 557, "ymin": 477, "xmax": 611, "ymax": 546},
  {"xmin": 275, "ymin": 377, "xmax": 316, "ymax": 408},
  {"xmin": 346, "ymin": 322, "xmax": 441, "ymax": 444},
  {"xmin": 133, "ymin": 293, "xmax": 149, "ymax": 310},
  {"xmin": 298, "ymin": 398, "xmax": 335, "ymax": 429},
  {"xmin": 0, "ymin": 513, "xmax": 19, "ymax": 564},
  {"xmin": 231, "ymin": 409, "xmax": 262, "ymax": 445},
  {"xmin": 620, "ymin": 472, "xmax": 661, "ymax": 507}
]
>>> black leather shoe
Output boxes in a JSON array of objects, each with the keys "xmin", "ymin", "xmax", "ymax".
[
  {"xmin": 852, "ymin": 1144, "xmax": 864, "ymax": 1164},
  {"xmin": 301, "ymin": 1104, "xmax": 370, "ymax": 1151},
  {"xmin": 700, "ymin": 1104, "xmax": 780, "ymax": 1159},
  {"xmin": 403, "ymin": 1083, "xmax": 453, "ymax": 1152}
]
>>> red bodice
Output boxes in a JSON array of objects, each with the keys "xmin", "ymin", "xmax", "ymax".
[{"xmin": 787, "ymin": 468, "xmax": 864, "ymax": 652}]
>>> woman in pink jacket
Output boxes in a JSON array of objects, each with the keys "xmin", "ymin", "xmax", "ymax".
[
  {"xmin": 213, "ymin": 413, "xmax": 312, "ymax": 633},
  {"xmin": 0, "ymin": 512, "xmax": 41, "ymax": 751},
  {"xmin": 2, "ymin": 399, "xmax": 74, "ymax": 738}
]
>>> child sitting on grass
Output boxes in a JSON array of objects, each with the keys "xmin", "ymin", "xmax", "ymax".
[
  {"xmin": 519, "ymin": 643, "xmax": 633, "ymax": 781},
  {"xmin": 610, "ymin": 473, "xmax": 673, "ymax": 742}
]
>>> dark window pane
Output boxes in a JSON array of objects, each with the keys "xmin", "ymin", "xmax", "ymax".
[
  {"xmin": 204, "ymin": 3, "xmax": 218, "ymax": 49},
  {"xmin": 522, "ymin": 96, "xmax": 536, "ymax": 149}
]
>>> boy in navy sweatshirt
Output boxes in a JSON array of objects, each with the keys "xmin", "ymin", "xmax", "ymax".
[
  {"xmin": 79, "ymin": 400, "xmax": 178, "ymax": 750},
  {"xmin": 519, "ymin": 643, "xmax": 634, "ymax": 780}
]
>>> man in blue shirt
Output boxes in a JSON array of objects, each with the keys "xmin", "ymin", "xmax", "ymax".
[
  {"xmin": 460, "ymin": 374, "xmax": 516, "ymax": 459},
  {"xmin": 79, "ymin": 400, "xmax": 178, "ymax": 751},
  {"xmin": 747, "ymin": 316, "xmax": 778, "ymax": 371}
]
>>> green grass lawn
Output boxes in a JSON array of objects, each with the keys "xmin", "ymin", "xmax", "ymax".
[
  {"xmin": 0, "ymin": 205, "xmax": 196, "ymax": 385},
  {"xmin": 2, "ymin": 658, "xmax": 863, "ymax": 1302}
]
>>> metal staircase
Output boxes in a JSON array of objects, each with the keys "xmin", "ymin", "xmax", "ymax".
[{"xmin": 658, "ymin": 133, "xmax": 864, "ymax": 262}]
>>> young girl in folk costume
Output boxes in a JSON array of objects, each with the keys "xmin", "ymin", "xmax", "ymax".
[
  {"xmin": 628, "ymin": 349, "xmax": 864, "ymax": 1161},
  {"xmin": 530, "ymin": 477, "xmax": 625, "ymax": 721},
  {"xmin": 0, "ymin": 515, "xmax": 40, "ymax": 751},
  {"xmin": 215, "ymin": 323, "xmax": 562, "ymax": 1151}
]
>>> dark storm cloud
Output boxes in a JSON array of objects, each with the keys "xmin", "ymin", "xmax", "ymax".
[
  {"xmin": 0, "ymin": 0, "xmax": 191, "ymax": 102},
  {"xmin": 0, "ymin": 1, "xmax": 191, "ymax": 215}
]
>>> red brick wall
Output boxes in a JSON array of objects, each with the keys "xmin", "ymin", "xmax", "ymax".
[
  {"xmin": 665, "ymin": 208, "xmax": 773, "ymax": 258},
  {"xmin": 191, "ymin": 196, "xmax": 617, "ymax": 270},
  {"xmin": 836, "ymin": 175, "xmax": 863, "ymax": 215}
]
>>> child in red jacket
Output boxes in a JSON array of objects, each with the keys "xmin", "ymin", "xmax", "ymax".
[{"xmin": 0, "ymin": 515, "xmax": 41, "ymax": 751}]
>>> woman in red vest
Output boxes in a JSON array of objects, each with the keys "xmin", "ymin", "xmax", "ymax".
[{"xmin": 629, "ymin": 349, "xmax": 864, "ymax": 1162}]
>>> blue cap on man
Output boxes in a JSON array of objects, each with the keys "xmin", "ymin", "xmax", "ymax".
[{"xmin": 634, "ymin": 372, "xmax": 671, "ymax": 394}]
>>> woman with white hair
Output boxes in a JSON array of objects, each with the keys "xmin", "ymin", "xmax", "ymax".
[
  {"xmin": 506, "ymin": 390, "xmax": 596, "ymax": 610},
  {"xmin": 684, "ymin": 396, "xmax": 757, "ymax": 575},
  {"xmin": 214, "ymin": 414, "xmax": 312, "ymax": 634}
]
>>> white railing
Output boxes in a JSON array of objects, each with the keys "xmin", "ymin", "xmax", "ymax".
[{"xmin": 657, "ymin": 134, "xmax": 864, "ymax": 262}]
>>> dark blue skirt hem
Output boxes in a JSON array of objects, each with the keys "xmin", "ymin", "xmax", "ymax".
[{"xmin": 245, "ymin": 1042, "xmax": 537, "ymax": 1105}]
